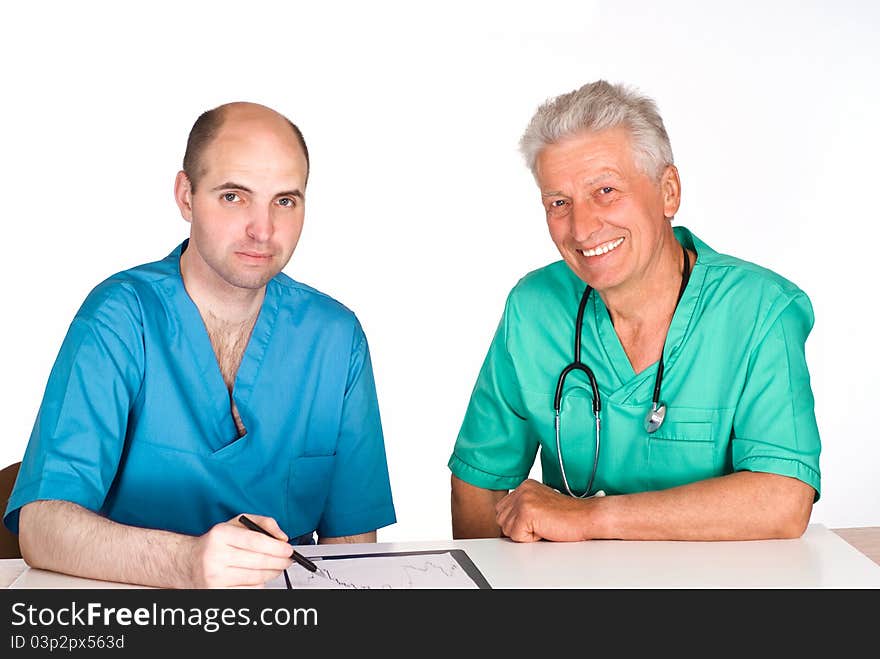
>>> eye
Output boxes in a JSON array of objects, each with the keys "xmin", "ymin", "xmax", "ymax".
[
  {"xmin": 277, "ymin": 197, "xmax": 296, "ymax": 208},
  {"xmin": 599, "ymin": 186, "xmax": 614, "ymax": 195},
  {"xmin": 223, "ymin": 192, "xmax": 240, "ymax": 203}
]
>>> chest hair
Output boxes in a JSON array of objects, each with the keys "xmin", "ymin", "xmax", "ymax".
[{"xmin": 205, "ymin": 314, "xmax": 258, "ymax": 437}]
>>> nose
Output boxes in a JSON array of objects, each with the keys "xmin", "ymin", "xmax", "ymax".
[
  {"xmin": 569, "ymin": 199, "xmax": 603, "ymax": 244},
  {"xmin": 246, "ymin": 206, "xmax": 273, "ymax": 243}
]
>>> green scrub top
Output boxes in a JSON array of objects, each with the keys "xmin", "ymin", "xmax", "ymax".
[{"xmin": 448, "ymin": 226, "xmax": 821, "ymax": 499}]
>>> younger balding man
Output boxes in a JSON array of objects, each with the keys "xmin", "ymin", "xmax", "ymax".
[{"xmin": 5, "ymin": 103, "xmax": 396, "ymax": 588}]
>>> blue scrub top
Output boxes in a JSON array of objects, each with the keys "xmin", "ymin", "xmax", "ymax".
[{"xmin": 5, "ymin": 241, "xmax": 396, "ymax": 541}]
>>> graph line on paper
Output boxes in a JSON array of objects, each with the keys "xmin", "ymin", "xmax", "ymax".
[{"xmin": 269, "ymin": 552, "xmax": 481, "ymax": 589}]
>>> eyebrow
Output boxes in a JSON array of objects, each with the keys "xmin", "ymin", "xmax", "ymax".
[
  {"xmin": 211, "ymin": 182, "xmax": 304, "ymax": 198},
  {"xmin": 211, "ymin": 181, "xmax": 253, "ymax": 193},
  {"xmin": 541, "ymin": 172, "xmax": 623, "ymax": 197},
  {"xmin": 276, "ymin": 189, "xmax": 304, "ymax": 199},
  {"xmin": 585, "ymin": 173, "xmax": 622, "ymax": 187}
]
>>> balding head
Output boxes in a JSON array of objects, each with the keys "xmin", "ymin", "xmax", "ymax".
[{"xmin": 182, "ymin": 102, "xmax": 310, "ymax": 192}]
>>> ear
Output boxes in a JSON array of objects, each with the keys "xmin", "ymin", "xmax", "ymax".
[
  {"xmin": 660, "ymin": 164, "xmax": 681, "ymax": 218},
  {"xmin": 174, "ymin": 170, "xmax": 194, "ymax": 223}
]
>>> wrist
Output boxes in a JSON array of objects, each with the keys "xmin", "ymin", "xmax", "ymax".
[
  {"xmin": 581, "ymin": 494, "xmax": 616, "ymax": 540},
  {"xmin": 166, "ymin": 532, "xmax": 200, "ymax": 589}
]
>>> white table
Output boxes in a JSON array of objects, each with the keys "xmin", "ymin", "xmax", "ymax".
[{"xmin": 4, "ymin": 524, "xmax": 880, "ymax": 589}]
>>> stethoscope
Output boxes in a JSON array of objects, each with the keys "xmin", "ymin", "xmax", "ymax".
[{"xmin": 553, "ymin": 243, "xmax": 691, "ymax": 498}]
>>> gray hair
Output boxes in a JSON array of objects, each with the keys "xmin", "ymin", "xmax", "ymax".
[{"xmin": 519, "ymin": 80, "xmax": 673, "ymax": 180}]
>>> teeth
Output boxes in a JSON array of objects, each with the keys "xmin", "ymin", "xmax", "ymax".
[{"xmin": 580, "ymin": 237, "xmax": 624, "ymax": 257}]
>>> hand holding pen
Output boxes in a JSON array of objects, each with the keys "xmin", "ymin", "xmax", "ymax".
[
  {"xmin": 238, "ymin": 515, "xmax": 317, "ymax": 589},
  {"xmin": 188, "ymin": 514, "xmax": 297, "ymax": 588}
]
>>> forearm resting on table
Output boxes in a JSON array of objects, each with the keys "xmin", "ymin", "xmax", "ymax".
[
  {"xmin": 453, "ymin": 470, "xmax": 814, "ymax": 541},
  {"xmin": 586, "ymin": 471, "xmax": 815, "ymax": 541},
  {"xmin": 18, "ymin": 500, "xmax": 196, "ymax": 588},
  {"xmin": 451, "ymin": 474, "xmax": 507, "ymax": 539}
]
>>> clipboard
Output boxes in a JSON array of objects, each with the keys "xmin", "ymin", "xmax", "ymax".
[{"xmin": 282, "ymin": 549, "xmax": 492, "ymax": 589}]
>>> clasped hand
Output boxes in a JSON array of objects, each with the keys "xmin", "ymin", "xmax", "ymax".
[{"xmin": 495, "ymin": 479, "xmax": 598, "ymax": 542}]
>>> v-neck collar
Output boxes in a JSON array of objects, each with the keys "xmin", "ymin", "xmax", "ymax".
[
  {"xmin": 588, "ymin": 226, "xmax": 707, "ymax": 404},
  {"xmin": 164, "ymin": 240, "xmax": 281, "ymax": 442}
]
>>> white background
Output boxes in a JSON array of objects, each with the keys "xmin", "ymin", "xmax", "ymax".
[{"xmin": 2, "ymin": 1, "xmax": 877, "ymax": 542}]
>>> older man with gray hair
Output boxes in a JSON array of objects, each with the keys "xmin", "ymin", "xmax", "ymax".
[{"xmin": 448, "ymin": 80, "xmax": 821, "ymax": 542}]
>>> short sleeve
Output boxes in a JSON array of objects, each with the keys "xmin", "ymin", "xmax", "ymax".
[
  {"xmin": 731, "ymin": 293, "xmax": 822, "ymax": 499},
  {"xmin": 448, "ymin": 294, "xmax": 539, "ymax": 490},
  {"xmin": 4, "ymin": 314, "xmax": 144, "ymax": 533},
  {"xmin": 316, "ymin": 323, "xmax": 396, "ymax": 538}
]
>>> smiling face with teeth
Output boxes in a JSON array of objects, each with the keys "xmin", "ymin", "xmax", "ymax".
[{"xmin": 535, "ymin": 127, "xmax": 682, "ymax": 296}]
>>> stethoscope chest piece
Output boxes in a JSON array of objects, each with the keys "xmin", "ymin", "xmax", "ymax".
[{"xmin": 644, "ymin": 402, "xmax": 667, "ymax": 433}]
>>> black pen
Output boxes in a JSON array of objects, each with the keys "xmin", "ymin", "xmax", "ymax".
[{"xmin": 238, "ymin": 515, "xmax": 318, "ymax": 573}]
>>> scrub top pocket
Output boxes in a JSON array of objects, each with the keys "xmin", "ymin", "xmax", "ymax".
[{"xmin": 646, "ymin": 407, "xmax": 719, "ymax": 490}]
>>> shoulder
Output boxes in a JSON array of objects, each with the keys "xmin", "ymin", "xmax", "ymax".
[
  {"xmin": 488, "ymin": 261, "xmax": 584, "ymax": 352},
  {"xmin": 73, "ymin": 248, "xmax": 181, "ymax": 342},
  {"xmin": 271, "ymin": 272, "xmax": 364, "ymax": 337},
  {"xmin": 686, "ymin": 228, "xmax": 814, "ymax": 334},
  {"xmin": 705, "ymin": 253, "xmax": 805, "ymax": 297},
  {"xmin": 77, "ymin": 257, "xmax": 174, "ymax": 324},
  {"xmin": 507, "ymin": 260, "xmax": 582, "ymax": 311},
  {"xmin": 699, "ymin": 247, "xmax": 804, "ymax": 297}
]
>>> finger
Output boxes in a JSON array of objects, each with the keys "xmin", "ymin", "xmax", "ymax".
[
  {"xmin": 495, "ymin": 490, "xmax": 513, "ymax": 516},
  {"xmin": 227, "ymin": 583, "xmax": 267, "ymax": 589},
  {"xmin": 496, "ymin": 497, "xmax": 538, "ymax": 543},
  {"xmin": 225, "ymin": 546, "xmax": 294, "ymax": 572},
  {"xmin": 500, "ymin": 514, "xmax": 521, "ymax": 541},
  {"xmin": 511, "ymin": 528, "xmax": 539, "ymax": 543},
  {"xmin": 236, "ymin": 514, "xmax": 289, "ymax": 542},
  {"xmin": 215, "ymin": 523, "xmax": 295, "ymax": 557},
  {"xmin": 207, "ymin": 567, "xmax": 287, "ymax": 588},
  {"xmin": 495, "ymin": 501, "xmax": 512, "ymax": 535},
  {"xmin": 501, "ymin": 509, "xmax": 532, "ymax": 543}
]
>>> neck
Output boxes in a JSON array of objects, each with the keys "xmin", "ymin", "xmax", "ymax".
[
  {"xmin": 179, "ymin": 247, "xmax": 265, "ymax": 325},
  {"xmin": 600, "ymin": 233, "xmax": 689, "ymax": 330}
]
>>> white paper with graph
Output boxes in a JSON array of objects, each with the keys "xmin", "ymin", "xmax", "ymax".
[{"xmin": 267, "ymin": 549, "xmax": 491, "ymax": 589}]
